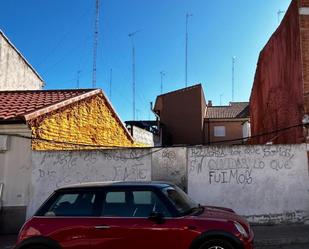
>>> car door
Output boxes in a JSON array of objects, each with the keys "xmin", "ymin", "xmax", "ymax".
[
  {"xmin": 37, "ymin": 190, "xmax": 101, "ymax": 249},
  {"xmin": 90, "ymin": 188, "xmax": 182, "ymax": 249}
]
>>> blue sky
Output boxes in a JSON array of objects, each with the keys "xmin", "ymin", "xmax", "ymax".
[{"xmin": 0, "ymin": 0, "xmax": 292, "ymax": 121}]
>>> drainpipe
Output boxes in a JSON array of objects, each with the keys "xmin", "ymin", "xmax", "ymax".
[
  {"xmin": 0, "ymin": 183, "xmax": 4, "ymax": 212},
  {"xmin": 207, "ymin": 118, "xmax": 211, "ymax": 145},
  {"xmin": 150, "ymin": 102, "xmax": 161, "ymax": 145}
]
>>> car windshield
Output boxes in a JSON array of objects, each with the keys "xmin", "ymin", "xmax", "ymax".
[{"xmin": 162, "ymin": 186, "xmax": 198, "ymax": 215}]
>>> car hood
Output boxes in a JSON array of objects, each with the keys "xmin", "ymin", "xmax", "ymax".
[{"xmin": 195, "ymin": 205, "xmax": 249, "ymax": 227}]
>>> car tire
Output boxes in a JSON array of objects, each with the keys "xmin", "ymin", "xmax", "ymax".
[
  {"xmin": 25, "ymin": 245, "xmax": 51, "ymax": 249},
  {"xmin": 200, "ymin": 239, "xmax": 235, "ymax": 249}
]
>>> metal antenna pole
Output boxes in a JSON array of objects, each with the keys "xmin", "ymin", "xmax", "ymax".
[
  {"xmin": 160, "ymin": 71, "xmax": 166, "ymax": 94},
  {"xmin": 92, "ymin": 0, "xmax": 100, "ymax": 88},
  {"xmin": 185, "ymin": 13, "xmax": 193, "ymax": 88},
  {"xmin": 128, "ymin": 30, "xmax": 141, "ymax": 120},
  {"xmin": 77, "ymin": 70, "xmax": 81, "ymax": 89},
  {"xmin": 109, "ymin": 68, "xmax": 112, "ymax": 100},
  {"xmin": 277, "ymin": 10, "xmax": 285, "ymax": 23},
  {"xmin": 232, "ymin": 56, "xmax": 236, "ymax": 102}
]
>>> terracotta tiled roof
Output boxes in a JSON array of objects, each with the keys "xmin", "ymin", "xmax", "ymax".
[
  {"xmin": 206, "ymin": 102, "xmax": 249, "ymax": 119},
  {"xmin": 0, "ymin": 89, "xmax": 97, "ymax": 122}
]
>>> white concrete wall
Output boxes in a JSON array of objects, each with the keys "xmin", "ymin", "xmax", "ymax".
[
  {"xmin": 151, "ymin": 147, "xmax": 187, "ymax": 190},
  {"xmin": 0, "ymin": 125, "xmax": 32, "ymax": 207},
  {"xmin": 132, "ymin": 126, "xmax": 154, "ymax": 146},
  {"xmin": 188, "ymin": 144, "xmax": 309, "ymax": 224},
  {"xmin": 0, "ymin": 33, "xmax": 43, "ymax": 90},
  {"xmin": 28, "ymin": 149, "xmax": 152, "ymax": 217},
  {"xmin": 1, "ymin": 142, "xmax": 306, "ymax": 224}
]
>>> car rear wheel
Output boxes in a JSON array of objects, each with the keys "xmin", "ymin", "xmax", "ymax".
[{"xmin": 200, "ymin": 239, "xmax": 235, "ymax": 249}]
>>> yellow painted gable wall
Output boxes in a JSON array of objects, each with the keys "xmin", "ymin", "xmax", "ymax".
[{"xmin": 28, "ymin": 94, "xmax": 136, "ymax": 150}]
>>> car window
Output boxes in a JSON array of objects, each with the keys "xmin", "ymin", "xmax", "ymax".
[
  {"xmin": 132, "ymin": 191, "xmax": 171, "ymax": 217},
  {"xmin": 101, "ymin": 190, "xmax": 171, "ymax": 218},
  {"xmin": 106, "ymin": 191, "xmax": 125, "ymax": 203},
  {"xmin": 162, "ymin": 186, "xmax": 197, "ymax": 215},
  {"xmin": 44, "ymin": 192, "xmax": 97, "ymax": 217}
]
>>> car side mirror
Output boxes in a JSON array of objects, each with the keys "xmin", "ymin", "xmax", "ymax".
[{"xmin": 148, "ymin": 212, "xmax": 165, "ymax": 224}]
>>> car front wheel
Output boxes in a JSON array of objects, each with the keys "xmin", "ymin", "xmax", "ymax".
[{"xmin": 200, "ymin": 239, "xmax": 235, "ymax": 249}]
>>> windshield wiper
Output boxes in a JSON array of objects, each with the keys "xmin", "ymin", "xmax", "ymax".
[{"xmin": 183, "ymin": 205, "xmax": 204, "ymax": 215}]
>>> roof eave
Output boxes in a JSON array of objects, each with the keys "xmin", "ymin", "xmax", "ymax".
[{"xmin": 23, "ymin": 89, "xmax": 102, "ymax": 121}]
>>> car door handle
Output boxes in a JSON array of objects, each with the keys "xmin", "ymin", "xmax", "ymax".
[{"xmin": 94, "ymin": 225, "xmax": 111, "ymax": 230}]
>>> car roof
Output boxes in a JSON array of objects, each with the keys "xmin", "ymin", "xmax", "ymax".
[{"xmin": 57, "ymin": 181, "xmax": 174, "ymax": 191}]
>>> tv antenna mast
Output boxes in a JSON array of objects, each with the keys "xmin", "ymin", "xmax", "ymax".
[
  {"xmin": 160, "ymin": 71, "xmax": 166, "ymax": 94},
  {"xmin": 92, "ymin": 0, "xmax": 100, "ymax": 88},
  {"xmin": 277, "ymin": 10, "xmax": 285, "ymax": 23},
  {"xmin": 232, "ymin": 56, "xmax": 236, "ymax": 102},
  {"xmin": 185, "ymin": 13, "xmax": 193, "ymax": 87},
  {"xmin": 128, "ymin": 30, "xmax": 141, "ymax": 120}
]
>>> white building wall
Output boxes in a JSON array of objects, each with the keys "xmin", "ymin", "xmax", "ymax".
[
  {"xmin": 188, "ymin": 144, "xmax": 309, "ymax": 224},
  {"xmin": 132, "ymin": 125, "xmax": 154, "ymax": 146},
  {"xmin": 0, "ymin": 124, "xmax": 32, "ymax": 207},
  {"xmin": 0, "ymin": 124, "xmax": 32, "ymax": 233},
  {"xmin": 0, "ymin": 32, "xmax": 43, "ymax": 90}
]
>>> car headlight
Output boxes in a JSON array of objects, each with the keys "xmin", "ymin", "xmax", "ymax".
[{"xmin": 234, "ymin": 222, "xmax": 249, "ymax": 238}]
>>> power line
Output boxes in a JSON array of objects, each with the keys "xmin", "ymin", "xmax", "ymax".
[
  {"xmin": 1, "ymin": 122, "xmax": 304, "ymax": 150},
  {"xmin": 38, "ymin": 6, "xmax": 93, "ymax": 69}
]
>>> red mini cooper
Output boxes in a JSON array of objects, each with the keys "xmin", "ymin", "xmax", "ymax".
[{"xmin": 15, "ymin": 181, "xmax": 254, "ymax": 249}]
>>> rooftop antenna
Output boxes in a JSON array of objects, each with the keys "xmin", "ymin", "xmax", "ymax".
[
  {"xmin": 77, "ymin": 70, "xmax": 81, "ymax": 89},
  {"xmin": 277, "ymin": 10, "xmax": 285, "ymax": 23},
  {"xmin": 128, "ymin": 30, "xmax": 141, "ymax": 120},
  {"xmin": 109, "ymin": 68, "xmax": 112, "ymax": 100},
  {"xmin": 92, "ymin": 0, "xmax": 100, "ymax": 88},
  {"xmin": 185, "ymin": 13, "xmax": 193, "ymax": 87},
  {"xmin": 160, "ymin": 71, "xmax": 166, "ymax": 94},
  {"xmin": 232, "ymin": 56, "xmax": 236, "ymax": 102}
]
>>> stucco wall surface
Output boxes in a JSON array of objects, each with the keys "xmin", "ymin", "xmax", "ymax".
[
  {"xmin": 28, "ymin": 149, "xmax": 152, "ymax": 217},
  {"xmin": 25, "ymin": 144, "xmax": 309, "ymax": 224},
  {"xmin": 132, "ymin": 125, "xmax": 154, "ymax": 146},
  {"xmin": 0, "ymin": 34, "xmax": 43, "ymax": 90},
  {"xmin": 204, "ymin": 120, "xmax": 246, "ymax": 145},
  {"xmin": 29, "ymin": 95, "xmax": 135, "ymax": 150},
  {"xmin": 250, "ymin": 0, "xmax": 304, "ymax": 144},
  {"xmin": 188, "ymin": 144, "xmax": 309, "ymax": 224},
  {"xmin": 0, "ymin": 125, "xmax": 32, "ymax": 207},
  {"xmin": 151, "ymin": 147, "xmax": 187, "ymax": 190}
]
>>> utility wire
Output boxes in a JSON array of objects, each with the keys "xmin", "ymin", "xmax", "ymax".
[{"xmin": 0, "ymin": 122, "xmax": 304, "ymax": 150}]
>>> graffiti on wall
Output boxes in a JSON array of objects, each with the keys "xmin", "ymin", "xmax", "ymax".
[
  {"xmin": 188, "ymin": 144, "xmax": 309, "ymax": 223},
  {"xmin": 189, "ymin": 145, "xmax": 296, "ymax": 185},
  {"xmin": 28, "ymin": 149, "xmax": 152, "ymax": 217},
  {"xmin": 151, "ymin": 148, "xmax": 187, "ymax": 190}
]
